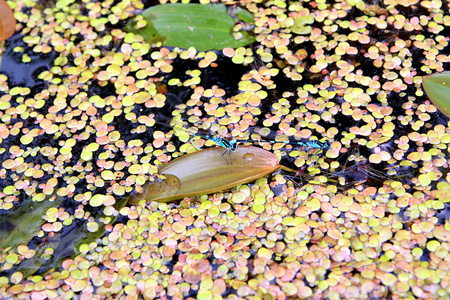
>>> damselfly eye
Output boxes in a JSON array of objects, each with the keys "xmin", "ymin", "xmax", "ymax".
[{"xmin": 230, "ymin": 140, "xmax": 238, "ymax": 151}]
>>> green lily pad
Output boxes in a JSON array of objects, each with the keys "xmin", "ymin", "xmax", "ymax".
[
  {"xmin": 126, "ymin": 3, "xmax": 255, "ymax": 51},
  {"xmin": 422, "ymin": 71, "xmax": 450, "ymax": 118},
  {"xmin": 128, "ymin": 146, "xmax": 281, "ymax": 204}
]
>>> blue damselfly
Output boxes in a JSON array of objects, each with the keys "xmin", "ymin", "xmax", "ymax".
[{"xmin": 172, "ymin": 123, "xmax": 331, "ymax": 165}]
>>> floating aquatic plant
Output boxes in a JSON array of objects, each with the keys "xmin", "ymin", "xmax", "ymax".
[
  {"xmin": 126, "ymin": 3, "xmax": 255, "ymax": 51},
  {"xmin": 422, "ymin": 71, "xmax": 450, "ymax": 118},
  {"xmin": 0, "ymin": 0, "xmax": 15, "ymax": 42},
  {"xmin": 291, "ymin": 14, "xmax": 314, "ymax": 35},
  {"xmin": 128, "ymin": 146, "xmax": 280, "ymax": 204},
  {"xmin": 2, "ymin": 0, "xmax": 450, "ymax": 297}
]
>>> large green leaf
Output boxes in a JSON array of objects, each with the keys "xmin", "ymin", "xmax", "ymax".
[
  {"xmin": 422, "ymin": 71, "xmax": 450, "ymax": 118},
  {"xmin": 126, "ymin": 3, "xmax": 255, "ymax": 51}
]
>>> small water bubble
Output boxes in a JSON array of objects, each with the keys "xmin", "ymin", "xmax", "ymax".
[{"xmin": 243, "ymin": 153, "xmax": 254, "ymax": 162}]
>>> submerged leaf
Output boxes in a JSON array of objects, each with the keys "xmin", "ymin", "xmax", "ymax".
[
  {"xmin": 128, "ymin": 146, "xmax": 280, "ymax": 204},
  {"xmin": 0, "ymin": 195, "xmax": 130, "ymax": 277},
  {"xmin": 422, "ymin": 71, "xmax": 450, "ymax": 118},
  {"xmin": 0, "ymin": 196, "xmax": 64, "ymax": 250},
  {"xmin": 126, "ymin": 3, "xmax": 255, "ymax": 51},
  {"xmin": 0, "ymin": 0, "xmax": 16, "ymax": 41}
]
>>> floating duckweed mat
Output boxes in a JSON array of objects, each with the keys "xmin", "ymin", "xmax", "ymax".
[{"xmin": 0, "ymin": 0, "xmax": 450, "ymax": 298}]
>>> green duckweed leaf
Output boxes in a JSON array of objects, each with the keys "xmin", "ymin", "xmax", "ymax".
[
  {"xmin": 126, "ymin": 3, "xmax": 255, "ymax": 51},
  {"xmin": 291, "ymin": 15, "xmax": 314, "ymax": 35},
  {"xmin": 422, "ymin": 71, "xmax": 450, "ymax": 118},
  {"xmin": 128, "ymin": 146, "xmax": 280, "ymax": 204}
]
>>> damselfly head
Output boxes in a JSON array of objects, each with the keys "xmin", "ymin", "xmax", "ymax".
[{"xmin": 229, "ymin": 140, "xmax": 238, "ymax": 151}]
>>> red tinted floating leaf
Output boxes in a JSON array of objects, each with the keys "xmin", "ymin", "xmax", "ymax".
[
  {"xmin": 0, "ymin": 0, "xmax": 16, "ymax": 41},
  {"xmin": 128, "ymin": 146, "xmax": 280, "ymax": 204},
  {"xmin": 422, "ymin": 71, "xmax": 450, "ymax": 118}
]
